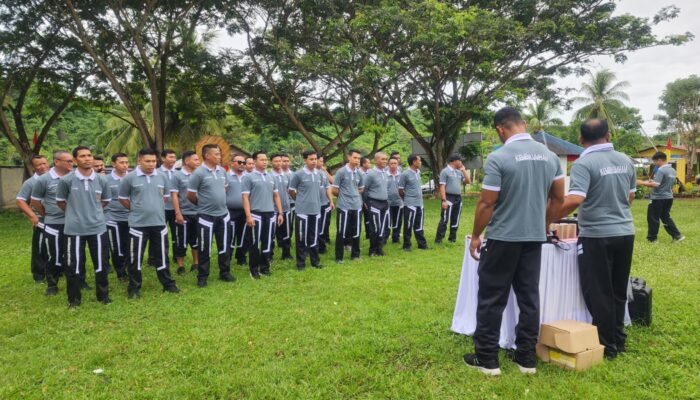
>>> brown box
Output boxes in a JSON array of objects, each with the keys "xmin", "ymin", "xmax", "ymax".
[
  {"xmin": 536, "ymin": 320, "xmax": 605, "ymax": 372},
  {"xmin": 536, "ymin": 343, "xmax": 605, "ymax": 371}
]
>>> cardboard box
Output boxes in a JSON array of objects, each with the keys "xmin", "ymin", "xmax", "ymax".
[
  {"xmin": 536, "ymin": 320, "xmax": 605, "ymax": 372},
  {"xmin": 536, "ymin": 343, "xmax": 605, "ymax": 371}
]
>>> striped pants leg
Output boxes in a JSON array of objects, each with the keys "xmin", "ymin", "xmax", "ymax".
[
  {"xmin": 295, "ymin": 213, "xmax": 320, "ymax": 268},
  {"xmin": 249, "ymin": 211, "xmax": 275, "ymax": 274},
  {"xmin": 65, "ymin": 232, "xmax": 109, "ymax": 305}
]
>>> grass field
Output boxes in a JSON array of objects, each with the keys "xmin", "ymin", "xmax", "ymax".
[{"xmin": 0, "ymin": 198, "xmax": 698, "ymax": 399}]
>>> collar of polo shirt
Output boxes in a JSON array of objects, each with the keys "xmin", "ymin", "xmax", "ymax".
[
  {"xmin": 659, "ymin": 163, "xmax": 672, "ymax": 169},
  {"xmin": 75, "ymin": 169, "xmax": 96, "ymax": 181},
  {"xmin": 110, "ymin": 171, "xmax": 123, "ymax": 180},
  {"xmin": 253, "ymin": 169, "xmax": 267, "ymax": 176},
  {"xmin": 580, "ymin": 143, "xmax": 614, "ymax": 158},
  {"xmin": 135, "ymin": 167, "xmax": 157, "ymax": 177},
  {"xmin": 504, "ymin": 133, "xmax": 532, "ymax": 145},
  {"xmin": 49, "ymin": 168, "xmax": 60, "ymax": 179},
  {"xmin": 373, "ymin": 167, "xmax": 385, "ymax": 173},
  {"xmin": 160, "ymin": 165, "xmax": 174, "ymax": 171},
  {"xmin": 203, "ymin": 164, "xmax": 222, "ymax": 173},
  {"xmin": 345, "ymin": 164, "xmax": 356, "ymax": 173},
  {"xmin": 302, "ymin": 167, "xmax": 316, "ymax": 175},
  {"xmin": 272, "ymin": 169, "xmax": 284, "ymax": 176}
]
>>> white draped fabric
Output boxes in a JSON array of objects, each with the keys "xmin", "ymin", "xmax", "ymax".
[{"xmin": 451, "ymin": 237, "xmax": 630, "ymax": 349}]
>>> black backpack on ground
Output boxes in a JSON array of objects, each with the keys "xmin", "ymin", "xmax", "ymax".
[{"xmin": 628, "ymin": 277, "xmax": 652, "ymax": 326}]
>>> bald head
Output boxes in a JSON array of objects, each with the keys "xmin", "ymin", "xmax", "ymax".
[{"xmin": 580, "ymin": 119, "xmax": 610, "ymax": 144}]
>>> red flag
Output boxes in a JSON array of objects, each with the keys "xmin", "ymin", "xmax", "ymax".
[
  {"xmin": 665, "ymin": 136, "xmax": 672, "ymax": 159},
  {"xmin": 32, "ymin": 130, "xmax": 38, "ymax": 146}
]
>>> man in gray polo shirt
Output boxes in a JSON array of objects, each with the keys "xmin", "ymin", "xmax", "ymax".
[
  {"xmin": 56, "ymin": 146, "xmax": 112, "ymax": 308},
  {"xmin": 31, "ymin": 150, "xmax": 74, "ymax": 296},
  {"xmin": 386, "ymin": 157, "xmax": 403, "ymax": 244},
  {"xmin": 173, "ymin": 151, "xmax": 201, "ymax": 275},
  {"xmin": 464, "ymin": 107, "xmax": 564, "ymax": 376},
  {"xmin": 435, "ymin": 154, "xmax": 471, "ymax": 244},
  {"xmin": 554, "ymin": 119, "xmax": 637, "ymax": 359},
  {"xmin": 332, "ymin": 149, "xmax": 364, "ymax": 263},
  {"xmin": 242, "ymin": 151, "xmax": 285, "ymax": 279},
  {"xmin": 105, "ymin": 153, "xmax": 130, "ymax": 281},
  {"xmin": 289, "ymin": 150, "xmax": 325, "ymax": 270},
  {"xmin": 119, "ymin": 148, "xmax": 180, "ymax": 298},
  {"xmin": 637, "ymin": 151, "xmax": 684, "ymax": 242},
  {"xmin": 16, "ymin": 155, "xmax": 49, "ymax": 283},
  {"xmin": 316, "ymin": 155, "xmax": 334, "ymax": 253},
  {"xmin": 227, "ymin": 154, "xmax": 250, "ymax": 266},
  {"xmin": 272, "ymin": 153, "xmax": 293, "ymax": 260},
  {"xmin": 398, "ymin": 154, "xmax": 428, "ymax": 251},
  {"xmin": 159, "ymin": 149, "xmax": 179, "ymax": 265},
  {"xmin": 187, "ymin": 144, "xmax": 235, "ymax": 287},
  {"xmin": 364, "ymin": 152, "xmax": 390, "ymax": 257}
]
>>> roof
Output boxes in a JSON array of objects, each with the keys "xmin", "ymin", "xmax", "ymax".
[
  {"xmin": 531, "ymin": 131, "xmax": 584, "ymax": 156},
  {"xmin": 637, "ymin": 145, "xmax": 700, "ymax": 154}
]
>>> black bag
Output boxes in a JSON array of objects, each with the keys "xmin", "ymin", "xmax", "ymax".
[{"xmin": 628, "ymin": 277, "xmax": 652, "ymax": 326}]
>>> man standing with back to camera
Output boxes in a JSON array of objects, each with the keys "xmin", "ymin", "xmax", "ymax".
[{"xmin": 465, "ymin": 107, "xmax": 564, "ymax": 376}]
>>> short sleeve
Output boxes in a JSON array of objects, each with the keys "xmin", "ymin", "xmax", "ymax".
[
  {"xmin": 331, "ymin": 170, "xmax": 342, "ymax": 188},
  {"xmin": 16, "ymin": 180, "xmax": 32, "ymax": 201},
  {"xmin": 31, "ymin": 178, "xmax": 46, "ymax": 201},
  {"xmin": 629, "ymin": 161, "xmax": 637, "ymax": 193},
  {"xmin": 397, "ymin": 173, "xmax": 406, "ymax": 189},
  {"xmin": 481, "ymin": 157, "xmax": 502, "ymax": 192},
  {"xmin": 101, "ymin": 177, "xmax": 112, "ymax": 201},
  {"xmin": 439, "ymin": 169, "xmax": 448, "ymax": 185},
  {"xmin": 55, "ymin": 178, "xmax": 69, "ymax": 201},
  {"xmin": 568, "ymin": 162, "xmax": 590, "ymax": 198},
  {"xmin": 553, "ymin": 154, "xmax": 565, "ymax": 181},
  {"xmin": 357, "ymin": 172, "xmax": 365, "ymax": 189},
  {"xmin": 652, "ymin": 169, "xmax": 664, "ymax": 185},
  {"xmin": 289, "ymin": 173, "xmax": 299, "ymax": 192},
  {"xmin": 272, "ymin": 177, "xmax": 279, "ymax": 193},
  {"xmin": 241, "ymin": 175, "xmax": 252, "ymax": 194},
  {"xmin": 187, "ymin": 170, "xmax": 202, "ymax": 193},
  {"xmin": 119, "ymin": 175, "xmax": 132, "ymax": 199}
]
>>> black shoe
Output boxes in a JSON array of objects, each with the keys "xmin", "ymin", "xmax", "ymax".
[
  {"xmin": 260, "ymin": 270, "xmax": 271, "ymax": 277},
  {"xmin": 197, "ymin": 279, "xmax": 208, "ymax": 288},
  {"xmin": 617, "ymin": 343, "xmax": 626, "ymax": 353},
  {"xmin": 190, "ymin": 264, "xmax": 199, "ymax": 272},
  {"xmin": 506, "ymin": 350, "xmax": 536, "ymax": 374},
  {"xmin": 34, "ymin": 278, "xmax": 45, "ymax": 284},
  {"xmin": 463, "ymin": 353, "xmax": 501, "ymax": 376},
  {"xmin": 311, "ymin": 264, "xmax": 323, "ymax": 269},
  {"xmin": 250, "ymin": 271, "xmax": 261, "ymax": 280},
  {"xmin": 81, "ymin": 282, "xmax": 91, "ymax": 290},
  {"xmin": 176, "ymin": 267, "xmax": 186, "ymax": 276},
  {"xmin": 403, "ymin": 247, "xmax": 411, "ymax": 252},
  {"xmin": 118, "ymin": 275, "xmax": 129, "ymax": 283},
  {"xmin": 163, "ymin": 285, "xmax": 180, "ymax": 294},
  {"xmin": 45, "ymin": 286, "xmax": 58, "ymax": 296},
  {"xmin": 281, "ymin": 255, "xmax": 293, "ymax": 261},
  {"xmin": 335, "ymin": 259, "xmax": 344, "ymax": 264},
  {"xmin": 604, "ymin": 349, "xmax": 617, "ymax": 360},
  {"xmin": 351, "ymin": 256, "xmax": 361, "ymax": 261},
  {"xmin": 377, "ymin": 249, "xmax": 385, "ymax": 256},
  {"xmin": 219, "ymin": 273, "xmax": 236, "ymax": 282},
  {"xmin": 236, "ymin": 259, "xmax": 246, "ymax": 266},
  {"xmin": 418, "ymin": 246, "xmax": 430, "ymax": 250},
  {"xmin": 100, "ymin": 297, "xmax": 113, "ymax": 305},
  {"xmin": 434, "ymin": 239, "xmax": 442, "ymax": 245},
  {"xmin": 68, "ymin": 302, "xmax": 80, "ymax": 310},
  {"xmin": 392, "ymin": 239, "xmax": 400, "ymax": 244},
  {"xmin": 128, "ymin": 290, "xmax": 141, "ymax": 299},
  {"xmin": 297, "ymin": 265, "xmax": 306, "ymax": 271},
  {"xmin": 448, "ymin": 239, "xmax": 457, "ymax": 243}
]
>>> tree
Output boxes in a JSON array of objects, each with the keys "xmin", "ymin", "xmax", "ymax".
[
  {"xmin": 524, "ymin": 100, "xmax": 563, "ymax": 133},
  {"xmin": 353, "ymin": 1, "xmax": 690, "ymax": 181},
  {"xmin": 656, "ymin": 75, "xmax": 700, "ymax": 174},
  {"xmin": 573, "ymin": 69, "xmax": 631, "ymax": 129},
  {"xmin": 0, "ymin": 0, "xmax": 93, "ymax": 177}
]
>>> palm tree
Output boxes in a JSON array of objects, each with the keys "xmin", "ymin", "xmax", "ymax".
[
  {"xmin": 524, "ymin": 99, "xmax": 563, "ymax": 132},
  {"xmin": 95, "ymin": 105, "xmax": 153, "ymax": 156},
  {"xmin": 573, "ymin": 69, "xmax": 631, "ymax": 130}
]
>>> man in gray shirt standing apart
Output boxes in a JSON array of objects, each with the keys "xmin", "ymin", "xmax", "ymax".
[
  {"xmin": 119, "ymin": 148, "xmax": 181, "ymax": 298},
  {"xmin": 637, "ymin": 151, "xmax": 684, "ymax": 242},
  {"xmin": 554, "ymin": 119, "xmax": 637, "ymax": 359},
  {"xmin": 364, "ymin": 152, "xmax": 390, "ymax": 257},
  {"xmin": 465, "ymin": 108, "xmax": 564, "ymax": 376},
  {"xmin": 56, "ymin": 146, "xmax": 112, "ymax": 308},
  {"xmin": 332, "ymin": 149, "xmax": 365, "ymax": 263},
  {"xmin": 187, "ymin": 144, "xmax": 235, "ymax": 287},
  {"xmin": 16, "ymin": 154, "xmax": 49, "ymax": 283},
  {"xmin": 398, "ymin": 154, "xmax": 428, "ymax": 251},
  {"xmin": 241, "ymin": 151, "xmax": 285, "ymax": 279},
  {"xmin": 105, "ymin": 153, "xmax": 130, "ymax": 281},
  {"xmin": 435, "ymin": 154, "xmax": 471, "ymax": 244}
]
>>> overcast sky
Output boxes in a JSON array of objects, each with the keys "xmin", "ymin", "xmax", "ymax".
[{"xmin": 212, "ymin": 1, "xmax": 699, "ymax": 136}]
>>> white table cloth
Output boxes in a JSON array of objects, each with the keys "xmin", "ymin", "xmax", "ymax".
[{"xmin": 451, "ymin": 236, "xmax": 630, "ymax": 349}]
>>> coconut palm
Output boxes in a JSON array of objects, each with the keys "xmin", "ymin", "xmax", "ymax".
[
  {"xmin": 524, "ymin": 99, "xmax": 563, "ymax": 132},
  {"xmin": 573, "ymin": 69, "xmax": 631, "ymax": 129},
  {"xmin": 95, "ymin": 105, "xmax": 153, "ymax": 156}
]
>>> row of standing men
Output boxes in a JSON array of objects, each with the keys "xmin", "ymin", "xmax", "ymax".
[{"xmin": 16, "ymin": 145, "xmax": 471, "ymax": 308}]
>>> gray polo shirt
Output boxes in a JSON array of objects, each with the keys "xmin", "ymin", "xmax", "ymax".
[
  {"xmin": 332, "ymin": 165, "xmax": 364, "ymax": 211},
  {"xmin": 17, "ymin": 173, "xmax": 42, "ymax": 217},
  {"xmin": 30, "ymin": 168, "xmax": 66, "ymax": 225},
  {"xmin": 226, "ymin": 172, "xmax": 245, "ymax": 210},
  {"xmin": 272, "ymin": 170, "xmax": 291, "ymax": 212},
  {"xmin": 387, "ymin": 172, "xmax": 403, "ymax": 207},
  {"xmin": 650, "ymin": 164, "xmax": 675, "ymax": 200},
  {"xmin": 363, "ymin": 168, "xmax": 389, "ymax": 201},
  {"xmin": 119, "ymin": 167, "xmax": 173, "ymax": 228},
  {"xmin": 187, "ymin": 164, "xmax": 228, "ymax": 217},
  {"xmin": 284, "ymin": 169, "xmax": 295, "ymax": 205},
  {"xmin": 568, "ymin": 143, "xmax": 636, "ymax": 238},
  {"xmin": 289, "ymin": 167, "xmax": 321, "ymax": 215},
  {"xmin": 317, "ymin": 169, "xmax": 330, "ymax": 206},
  {"xmin": 398, "ymin": 168, "xmax": 423, "ymax": 207},
  {"xmin": 56, "ymin": 170, "xmax": 109, "ymax": 236},
  {"xmin": 241, "ymin": 170, "xmax": 278, "ymax": 213},
  {"xmin": 105, "ymin": 172, "xmax": 129, "ymax": 222},
  {"xmin": 482, "ymin": 134, "xmax": 564, "ymax": 242},
  {"xmin": 160, "ymin": 165, "xmax": 177, "ymax": 211},
  {"xmin": 174, "ymin": 168, "xmax": 197, "ymax": 216},
  {"xmin": 439, "ymin": 166, "xmax": 466, "ymax": 195}
]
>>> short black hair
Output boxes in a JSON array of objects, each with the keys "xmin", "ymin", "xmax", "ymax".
[
  {"xmin": 390, "ymin": 151, "xmax": 400, "ymax": 158},
  {"xmin": 31, "ymin": 154, "xmax": 46, "ymax": 160},
  {"xmin": 270, "ymin": 153, "xmax": 282, "ymax": 161},
  {"xmin": 317, "ymin": 154, "xmax": 325, "ymax": 161},
  {"xmin": 232, "ymin": 153, "xmax": 245, "ymax": 160},
  {"xmin": 252, "ymin": 150, "xmax": 267, "ymax": 160},
  {"xmin": 652, "ymin": 151, "xmax": 667, "ymax": 161},
  {"xmin": 580, "ymin": 119, "xmax": 609, "ymax": 142},
  {"xmin": 201, "ymin": 144, "xmax": 219, "ymax": 158},
  {"xmin": 280, "ymin": 153, "xmax": 290, "ymax": 159},
  {"xmin": 360, "ymin": 157, "xmax": 370, "ymax": 165},
  {"xmin": 161, "ymin": 149, "xmax": 176, "ymax": 158},
  {"xmin": 407, "ymin": 154, "xmax": 420, "ymax": 166},
  {"xmin": 447, "ymin": 153, "xmax": 463, "ymax": 163},
  {"xmin": 302, "ymin": 150, "xmax": 317, "ymax": 159},
  {"xmin": 493, "ymin": 107, "xmax": 523, "ymax": 128},
  {"xmin": 111, "ymin": 153, "xmax": 128, "ymax": 163},
  {"xmin": 72, "ymin": 146, "xmax": 91, "ymax": 158},
  {"xmin": 93, "ymin": 156, "xmax": 104, "ymax": 161},
  {"xmin": 245, "ymin": 157, "xmax": 254, "ymax": 162},
  {"xmin": 138, "ymin": 148, "xmax": 157, "ymax": 158},
  {"xmin": 348, "ymin": 149, "xmax": 361, "ymax": 157},
  {"xmin": 181, "ymin": 150, "xmax": 196, "ymax": 162}
]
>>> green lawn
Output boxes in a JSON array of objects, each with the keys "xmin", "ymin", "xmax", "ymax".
[{"xmin": 0, "ymin": 199, "xmax": 698, "ymax": 399}]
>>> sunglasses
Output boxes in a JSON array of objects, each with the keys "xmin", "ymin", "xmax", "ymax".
[{"xmin": 236, "ymin": 161, "xmax": 245, "ymax": 165}]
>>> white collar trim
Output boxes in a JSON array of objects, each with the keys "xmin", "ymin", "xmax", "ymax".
[
  {"xmin": 135, "ymin": 167, "xmax": 157, "ymax": 177},
  {"xmin": 75, "ymin": 169, "xmax": 96, "ymax": 181},
  {"xmin": 505, "ymin": 133, "xmax": 533, "ymax": 145},
  {"xmin": 580, "ymin": 143, "xmax": 614, "ymax": 157}
]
